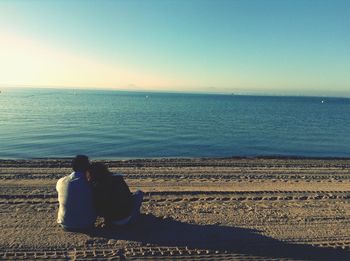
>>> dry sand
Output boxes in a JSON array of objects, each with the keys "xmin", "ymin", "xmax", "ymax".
[{"xmin": 1, "ymin": 157, "xmax": 350, "ymax": 260}]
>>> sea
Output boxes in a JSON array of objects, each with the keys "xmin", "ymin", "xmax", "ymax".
[{"xmin": 0, "ymin": 88, "xmax": 349, "ymax": 159}]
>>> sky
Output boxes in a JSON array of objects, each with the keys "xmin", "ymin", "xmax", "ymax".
[{"xmin": 0, "ymin": 0, "xmax": 349, "ymax": 96}]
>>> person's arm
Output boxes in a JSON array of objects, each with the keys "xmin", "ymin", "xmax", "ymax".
[
  {"xmin": 91, "ymin": 184, "xmax": 103, "ymax": 216},
  {"xmin": 56, "ymin": 178, "xmax": 62, "ymax": 193}
]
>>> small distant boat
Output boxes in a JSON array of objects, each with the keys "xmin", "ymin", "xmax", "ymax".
[
  {"xmin": 321, "ymin": 100, "xmax": 325, "ymax": 104},
  {"xmin": 145, "ymin": 95, "xmax": 149, "ymax": 99}
]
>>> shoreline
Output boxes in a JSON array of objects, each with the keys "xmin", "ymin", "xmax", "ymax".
[
  {"xmin": 1, "ymin": 157, "xmax": 350, "ymax": 170},
  {"xmin": 1, "ymin": 155, "xmax": 350, "ymax": 161}
]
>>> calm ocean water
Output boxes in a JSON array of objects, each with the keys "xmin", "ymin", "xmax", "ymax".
[{"xmin": 0, "ymin": 88, "xmax": 349, "ymax": 159}]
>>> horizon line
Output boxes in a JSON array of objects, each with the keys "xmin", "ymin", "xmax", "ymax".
[{"xmin": 1, "ymin": 85, "xmax": 350, "ymax": 99}]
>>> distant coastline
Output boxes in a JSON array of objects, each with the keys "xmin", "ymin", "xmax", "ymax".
[{"xmin": 1, "ymin": 86, "xmax": 350, "ymax": 99}]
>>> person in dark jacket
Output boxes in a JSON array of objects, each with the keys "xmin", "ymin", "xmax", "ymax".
[{"xmin": 87, "ymin": 162, "xmax": 143, "ymax": 225}]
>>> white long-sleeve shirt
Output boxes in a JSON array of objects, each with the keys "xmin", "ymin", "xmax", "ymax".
[{"xmin": 56, "ymin": 172, "xmax": 96, "ymax": 229}]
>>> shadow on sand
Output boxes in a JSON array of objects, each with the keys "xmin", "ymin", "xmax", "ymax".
[{"xmin": 87, "ymin": 214, "xmax": 349, "ymax": 260}]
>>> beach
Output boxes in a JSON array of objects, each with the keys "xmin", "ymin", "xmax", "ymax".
[
  {"xmin": 1, "ymin": 157, "xmax": 350, "ymax": 260},
  {"xmin": 2, "ymin": 1, "xmax": 350, "ymax": 260}
]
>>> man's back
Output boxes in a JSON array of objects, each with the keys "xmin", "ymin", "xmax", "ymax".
[{"xmin": 56, "ymin": 172, "xmax": 96, "ymax": 230}]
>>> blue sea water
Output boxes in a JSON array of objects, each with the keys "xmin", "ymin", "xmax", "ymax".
[{"xmin": 0, "ymin": 88, "xmax": 349, "ymax": 159}]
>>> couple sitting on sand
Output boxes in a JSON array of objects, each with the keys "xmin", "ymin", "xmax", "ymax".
[{"xmin": 56, "ymin": 155, "xmax": 143, "ymax": 231}]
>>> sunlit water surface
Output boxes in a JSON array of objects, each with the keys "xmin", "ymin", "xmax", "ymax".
[{"xmin": 0, "ymin": 88, "xmax": 349, "ymax": 158}]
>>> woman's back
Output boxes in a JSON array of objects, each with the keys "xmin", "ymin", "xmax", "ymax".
[{"xmin": 93, "ymin": 174, "xmax": 133, "ymax": 222}]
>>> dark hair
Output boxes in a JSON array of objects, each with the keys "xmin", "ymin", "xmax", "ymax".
[
  {"xmin": 88, "ymin": 162, "xmax": 112, "ymax": 182},
  {"xmin": 72, "ymin": 155, "xmax": 90, "ymax": 172}
]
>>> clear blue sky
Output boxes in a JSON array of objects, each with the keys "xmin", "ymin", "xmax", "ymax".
[{"xmin": 0, "ymin": 0, "xmax": 349, "ymax": 96}]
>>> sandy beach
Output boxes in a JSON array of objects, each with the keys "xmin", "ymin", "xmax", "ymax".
[{"xmin": 1, "ymin": 157, "xmax": 350, "ymax": 260}]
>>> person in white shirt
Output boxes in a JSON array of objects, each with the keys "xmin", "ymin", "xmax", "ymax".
[{"xmin": 56, "ymin": 155, "xmax": 97, "ymax": 231}]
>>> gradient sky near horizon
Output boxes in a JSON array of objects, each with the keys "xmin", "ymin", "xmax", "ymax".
[{"xmin": 0, "ymin": 0, "xmax": 349, "ymax": 96}]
